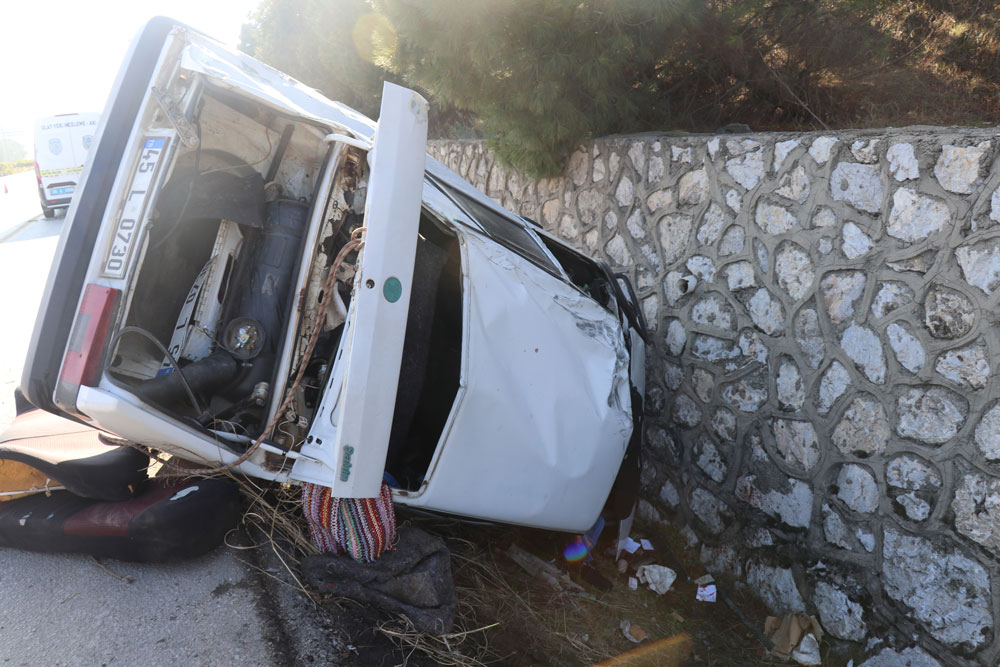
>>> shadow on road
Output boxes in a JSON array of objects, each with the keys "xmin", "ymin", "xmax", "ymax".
[{"xmin": 2, "ymin": 210, "xmax": 65, "ymax": 244}]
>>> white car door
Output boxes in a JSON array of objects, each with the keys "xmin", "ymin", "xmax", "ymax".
[{"xmin": 290, "ymin": 83, "xmax": 429, "ymax": 497}]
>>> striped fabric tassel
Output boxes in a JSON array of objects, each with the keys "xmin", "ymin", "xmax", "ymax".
[{"xmin": 301, "ymin": 481, "xmax": 397, "ymax": 562}]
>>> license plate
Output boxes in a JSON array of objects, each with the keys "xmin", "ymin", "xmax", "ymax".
[
  {"xmin": 101, "ymin": 136, "xmax": 170, "ymax": 279},
  {"xmin": 49, "ymin": 186, "xmax": 74, "ymax": 196}
]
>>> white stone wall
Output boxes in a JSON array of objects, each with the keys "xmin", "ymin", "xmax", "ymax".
[{"xmin": 429, "ymin": 129, "xmax": 1000, "ymax": 665}]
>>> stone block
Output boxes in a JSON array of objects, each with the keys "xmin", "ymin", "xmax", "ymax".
[
  {"xmin": 870, "ymin": 282, "xmax": 914, "ymax": 319},
  {"xmin": 755, "ymin": 200, "xmax": 799, "ymax": 234},
  {"xmin": 746, "ymin": 562, "xmax": 805, "ymax": 613},
  {"xmin": 836, "ymin": 464, "xmax": 879, "ymax": 513},
  {"xmin": 727, "ymin": 150, "xmax": 766, "ymax": 190},
  {"xmin": 772, "ymin": 419, "xmax": 820, "ymax": 472},
  {"xmin": 818, "ymin": 361, "xmax": 851, "ymax": 414},
  {"xmin": 887, "ymin": 143, "xmax": 919, "ymax": 181},
  {"xmin": 956, "ymin": 238, "xmax": 1000, "ymax": 295},
  {"xmin": 887, "ymin": 188, "xmax": 950, "ymax": 242},
  {"xmin": 776, "ymin": 358, "xmax": 805, "ymax": 411},
  {"xmin": 882, "ymin": 529, "xmax": 992, "ymax": 649},
  {"xmin": 831, "ymin": 162, "xmax": 883, "ymax": 213},
  {"xmin": 832, "ymin": 395, "xmax": 889, "ymax": 457},
  {"xmin": 696, "ymin": 202, "xmax": 726, "ymax": 244},
  {"xmin": 718, "ymin": 225, "xmax": 745, "ymax": 256},
  {"xmin": 896, "ymin": 386, "xmax": 966, "ymax": 445},
  {"xmin": 923, "ymin": 286, "xmax": 975, "ymax": 339},
  {"xmin": 658, "ymin": 213, "xmax": 694, "ymax": 265},
  {"xmin": 690, "ymin": 294, "xmax": 735, "ymax": 331},
  {"xmin": 814, "ymin": 581, "xmax": 866, "ymax": 641},
  {"xmin": 809, "ymin": 136, "xmax": 838, "ymax": 164},
  {"xmin": 934, "ymin": 142, "xmax": 989, "ymax": 194},
  {"xmin": 886, "ymin": 322, "xmax": 925, "ymax": 374},
  {"xmin": 678, "ymin": 168, "xmax": 708, "ymax": 206},
  {"xmin": 689, "ymin": 487, "xmax": 731, "ymax": 534},
  {"xmin": 775, "ymin": 241, "xmax": 815, "ymax": 301},
  {"xmin": 935, "ymin": 341, "xmax": 990, "ymax": 390},
  {"xmin": 842, "ymin": 323, "xmax": 886, "ymax": 384},
  {"xmin": 820, "ymin": 271, "xmax": 866, "ymax": 325}
]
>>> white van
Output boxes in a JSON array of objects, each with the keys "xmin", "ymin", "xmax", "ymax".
[{"xmin": 34, "ymin": 113, "xmax": 100, "ymax": 218}]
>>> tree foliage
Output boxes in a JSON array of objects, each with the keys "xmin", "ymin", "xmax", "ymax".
[
  {"xmin": 241, "ymin": 0, "xmax": 1000, "ymax": 176},
  {"xmin": 0, "ymin": 138, "xmax": 27, "ymax": 162},
  {"xmin": 240, "ymin": 0, "xmax": 393, "ymax": 119},
  {"xmin": 375, "ymin": 0, "xmax": 695, "ymax": 176}
]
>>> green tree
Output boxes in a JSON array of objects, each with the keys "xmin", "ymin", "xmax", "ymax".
[
  {"xmin": 240, "ymin": 0, "xmax": 395, "ymax": 119},
  {"xmin": 376, "ymin": 0, "xmax": 697, "ymax": 176},
  {"xmin": 0, "ymin": 138, "xmax": 27, "ymax": 162},
  {"xmin": 241, "ymin": 0, "xmax": 998, "ymax": 176}
]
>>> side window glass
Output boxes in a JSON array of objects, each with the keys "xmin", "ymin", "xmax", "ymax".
[
  {"xmin": 444, "ymin": 186, "xmax": 559, "ymax": 274},
  {"xmin": 422, "ymin": 180, "xmax": 479, "ymax": 230}
]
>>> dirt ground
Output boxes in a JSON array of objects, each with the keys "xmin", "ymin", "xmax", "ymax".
[{"xmin": 297, "ymin": 506, "xmax": 871, "ymax": 667}]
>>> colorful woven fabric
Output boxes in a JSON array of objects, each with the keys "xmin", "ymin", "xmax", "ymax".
[{"xmin": 301, "ymin": 481, "xmax": 397, "ymax": 562}]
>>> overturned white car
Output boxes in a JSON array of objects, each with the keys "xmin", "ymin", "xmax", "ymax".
[{"xmin": 21, "ymin": 18, "xmax": 646, "ymax": 533}]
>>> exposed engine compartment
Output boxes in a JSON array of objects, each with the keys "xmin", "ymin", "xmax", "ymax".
[
  {"xmin": 103, "ymin": 83, "xmax": 365, "ymax": 457},
  {"xmin": 101, "ymin": 76, "xmax": 462, "ymax": 489}
]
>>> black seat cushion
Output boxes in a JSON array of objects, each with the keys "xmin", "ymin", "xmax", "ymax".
[
  {"xmin": 0, "ymin": 478, "xmax": 239, "ymax": 562},
  {"xmin": 0, "ymin": 410, "xmax": 149, "ymax": 501}
]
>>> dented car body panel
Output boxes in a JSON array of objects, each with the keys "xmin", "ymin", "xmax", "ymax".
[{"xmin": 21, "ymin": 19, "xmax": 645, "ymax": 533}]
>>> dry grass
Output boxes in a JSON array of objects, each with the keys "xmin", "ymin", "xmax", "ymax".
[
  {"xmin": 668, "ymin": 0, "xmax": 1000, "ymax": 134},
  {"xmin": 393, "ymin": 512, "xmax": 792, "ymax": 666},
  {"xmin": 215, "ymin": 477, "xmax": 814, "ymax": 666}
]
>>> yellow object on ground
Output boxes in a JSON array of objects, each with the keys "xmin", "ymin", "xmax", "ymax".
[
  {"xmin": 594, "ymin": 633, "xmax": 693, "ymax": 666},
  {"xmin": 0, "ymin": 459, "xmax": 56, "ymax": 501}
]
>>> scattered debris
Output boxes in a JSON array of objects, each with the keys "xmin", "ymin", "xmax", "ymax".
[
  {"xmin": 640, "ymin": 538, "xmax": 654, "ymax": 551},
  {"xmin": 636, "ymin": 564, "xmax": 677, "ymax": 594},
  {"xmin": 505, "ymin": 543, "xmax": 585, "ymax": 593},
  {"xmin": 764, "ymin": 614, "xmax": 824, "ymax": 662},
  {"xmin": 696, "ymin": 584, "xmax": 717, "ymax": 602},
  {"xmin": 628, "ymin": 576, "xmax": 638, "ymax": 590},
  {"xmin": 621, "ymin": 536, "xmax": 642, "ymax": 554},
  {"xmin": 89, "ymin": 556, "xmax": 134, "ymax": 584},
  {"xmin": 620, "ymin": 619, "xmax": 648, "ymax": 643},
  {"xmin": 694, "ymin": 574, "xmax": 717, "ymax": 602},
  {"xmin": 791, "ymin": 632, "xmax": 822, "ymax": 666}
]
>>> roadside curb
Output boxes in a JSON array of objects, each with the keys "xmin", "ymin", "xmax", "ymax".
[{"xmin": 0, "ymin": 217, "xmax": 38, "ymax": 244}]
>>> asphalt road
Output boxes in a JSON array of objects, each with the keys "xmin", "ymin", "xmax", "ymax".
[
  {"xmin": 0, "ymin": 180, "xmax": 346, "ymax": 666},
  {"xmin": 0, "ymin": 171, "xmax": 47, "ymax": 242}
]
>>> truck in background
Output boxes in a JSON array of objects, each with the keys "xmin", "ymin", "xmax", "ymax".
[{"xmin": 34, "ymin": 113, "xmax": 100, "ymax": 218}]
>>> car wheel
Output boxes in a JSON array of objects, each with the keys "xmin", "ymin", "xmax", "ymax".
[{"xmin": 42, "ymin": 205, "xmax": 55, "ymax": 219}]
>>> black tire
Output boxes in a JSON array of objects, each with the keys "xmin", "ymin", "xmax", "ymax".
[{"xmin": 42, "ymin": 204, "xmax": 55, "ymax": 219}]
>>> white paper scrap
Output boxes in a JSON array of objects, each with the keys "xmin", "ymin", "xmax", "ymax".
[
  {"xmin": 640, "ymin": 538, "xmax": 654, "ymax": 551},
  {"xmin": 696, "ymin": 583, "xmax": 717, "ymax": 602},
  {"xmin": 621, "ymin": 537, "xmax": 641, "ymax": 554}
]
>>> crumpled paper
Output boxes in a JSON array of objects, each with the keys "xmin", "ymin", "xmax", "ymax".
[{"xmin": 635, "ymin": 564, "xmax": 677, "ymax": 594}]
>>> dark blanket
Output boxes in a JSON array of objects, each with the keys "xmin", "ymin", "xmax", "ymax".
[{"xmin": 302, "ymin": 524, "xmax": 456, "ymax": 634}]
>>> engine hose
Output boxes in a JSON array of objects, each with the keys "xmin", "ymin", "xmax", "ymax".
[{"xmin": 156, "ymin": 227, "xmax": 366, "ymax": 477}]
